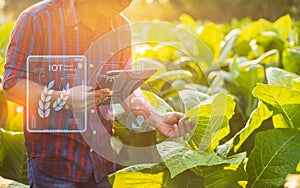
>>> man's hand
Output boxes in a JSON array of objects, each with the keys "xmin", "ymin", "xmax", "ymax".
[
  {"xmin": 154, "ymin": 112, "xmax": 195, "ymax": 138},
  {"xmin": 66, "ymin": 86, "xmax": 112, "ymax": 111}
]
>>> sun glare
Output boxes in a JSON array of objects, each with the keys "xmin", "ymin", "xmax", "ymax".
[
  {"xmin": 145, "ymin": 0, "xmax": 154, "ymax": 4},
  {"xmin": 16, "ymin": 106, "xmax": 23, "ymax": 113}
]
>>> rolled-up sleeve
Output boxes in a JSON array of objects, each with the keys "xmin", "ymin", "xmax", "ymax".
[{"xmin": 3, "ymin": 12, "xmax": 41, "ymax": 89}]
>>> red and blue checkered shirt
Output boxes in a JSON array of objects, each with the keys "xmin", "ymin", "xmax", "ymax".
[{"xmin": 3, "ymin": 0, "xmax": 131, "ymax": 183}]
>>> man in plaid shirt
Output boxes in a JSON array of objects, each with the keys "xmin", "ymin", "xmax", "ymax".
[{"xmin": 3, "ymin": 0, "xmax": 194, "ymax": 187}]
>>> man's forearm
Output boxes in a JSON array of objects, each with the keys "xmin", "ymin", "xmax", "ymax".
[{"xmin": 3, "ymin": 79, "xmax": 60, "ymax": 109}]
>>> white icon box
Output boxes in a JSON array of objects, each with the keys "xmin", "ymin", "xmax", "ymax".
[{"xmin": 26, "ymin": 55, "xmax": 87, "ymax": 133}]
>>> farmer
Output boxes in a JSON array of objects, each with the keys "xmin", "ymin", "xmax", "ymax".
[{"xmin": 2, "ymin": 0, "xmax": 194, "ymax": 187}]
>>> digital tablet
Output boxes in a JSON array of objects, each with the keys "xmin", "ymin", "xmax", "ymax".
[{"xmin": 94, "ymin": 69, "xmax": 157, "ymax": 104}]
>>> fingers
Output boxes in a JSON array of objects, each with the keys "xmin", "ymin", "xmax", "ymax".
[
  {"xmin": 169, "ymin": 124, "xmax": 180, "ymax": 138},
  {"xmin": 86, "ymin": 88, "xmax": 112, "ymax": 105},
  {"xmin": 169, "ymin": 112, "xmax": 184, "ymax": 120},
  {"xmin": 69, "ymin": 87, "xmax": 112, "ymax": 110},
  {"xmin": 94, "ymin": 88, "xmax": 112, "ymax": 95},
  {"xmin": 180, "ymin": 119, "xmax": 196, "ymax": 133},
  {"xmin": 170, "ymin": 118, "xmax": 195, "ymax": 138}
]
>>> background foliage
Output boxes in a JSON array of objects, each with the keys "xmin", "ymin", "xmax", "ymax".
[{"xmin": 0, "ymin": 0, "xmax": 300, "ymax": 23}]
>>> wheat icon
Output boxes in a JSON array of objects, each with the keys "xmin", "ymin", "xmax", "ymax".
[
  {"xmin": 53, "ymin": 83, "xmax": 70, "ymax": 111},
  {"xmin": 38, "ymin": 80, "xmax": 55, "ymax": 118}
]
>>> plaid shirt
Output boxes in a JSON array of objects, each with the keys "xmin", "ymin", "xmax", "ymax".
[{"xmin": 3, "ymin": 0, "xmax": 131, "ymax": 183}]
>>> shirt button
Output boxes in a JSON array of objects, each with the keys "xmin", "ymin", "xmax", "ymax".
[
  {"xmin": 74, "ymin": 26, "xmax": 79, "ymax": 31},
  {"xmin": 91, "ymin": 109, "xmax": 95, "ymax": 114},
  {"xmin": 90, "ymin": 148, "xmax": 93, "ymax": 152},
  {"xmin": 93, "ymin": 130, "xmax": 96, "ymax": 135},
  {"xmin": 89, "ymin": 64, "xmax": 94, "ymax": 68}
]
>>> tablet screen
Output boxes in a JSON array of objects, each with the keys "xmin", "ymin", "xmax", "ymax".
[{"xmin": 95, "ymin": 69, "xmax": 157, "ymax": 104}]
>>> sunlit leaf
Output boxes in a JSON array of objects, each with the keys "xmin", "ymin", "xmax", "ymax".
[
  {"xmin": 142, "ymin": 90, "xmax": 174, "ymax": 113},
  {"xmin": 256, "ymin": 31, "xmax": 284, "ymax": 52},
  {"xmin": 179, "ymin": 90, "xmax": 209, "ymax": 111},
  {"xmin": 234, "ymin": 18, "xmax": 273, "ymax": 56},
  {"xmin": 154, "ymin": 44, "xmax": 178, "ymax": 61},
  {"xmin": 273, "ymin": 14, "xmax": 292, "ymax": 41},
  {"xmin": 199, "ymin": 22, "xmax": 224, "ymax": 57},
  {"xmin": 0, "ymin": 22, "xmax": 15, "ymax": 56},
  {"xmin": 253, "ymin": 84, "xmax": 300, "ymax": 128},
  {"xmin": 218, "ymin": 29, "xmax": 240, "ymax": 63},
  {"xmin": 157, "ymin": 141, "xmax": 245, "ymax": 178},
  {"xmin": 266, "ymin": 67, "xmax": 299, "ymax": 87},
  {"xmin": 292, "ymin": 78, "xmax": 300, "ymax": 92},
  {"xmin": 186, "ymin": 93, "xmax": 235, "ymax": 151},
  {"xmin": 146, "ymin": 70, "xmax": 193, "ymax": 90},
  {"xmin": 180, "ymin": 13, "xmax": 197, "ymax": 32},
  {"xmin": 231, "ymin": 101, "xmax": 272, "ymax": 153},
  {"xmin": 110, "ymin": 166, "xmax": 203, "ymax": 188}
]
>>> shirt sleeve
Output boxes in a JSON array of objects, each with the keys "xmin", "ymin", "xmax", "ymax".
[{"xmin": 3, "ymin": 12, "xmax": 42, "ymax": 89}]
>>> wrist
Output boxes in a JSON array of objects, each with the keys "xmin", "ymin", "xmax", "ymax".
[
  {"xmin": 146, "ymin": 108, "xmax": 164, "ymax": 128},
  {"xmin": 50, "ymin": 90, "xmax": 60, "ymax": 102},
  {"xmin": 52, "ymin": 90, "xmax": 72, "ymax": 110}
]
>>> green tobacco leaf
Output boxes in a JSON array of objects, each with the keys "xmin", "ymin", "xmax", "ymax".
[
  {"xmin": 114, "ymin": 90, "xmax": 173, "ymax": 146},
  {"xmin": 247, "ymin": 129, "xmax": 300, "ymax": 188},
  {"xmin": 234, "ymin": 18, "xmax": 274, "ymax": 56},
  {"xmin": 157, "ymin": 141, "xmax": 245, "ymax": 178},
  {"xmin": 230, "ymin": 59, "xmax": 265, "ymax": 116},
  {"xmin": 218, "ymin": 29, "xmax": 240, "ymax": 64},
  {"xmin": 199, "ymin": 22, "xmax": 224, "ymax": 57},
  {"xmin": 0, "ymin": 129, "xmax": 27, "ymax": 184},
  {"xmin": 192, "ymin": 163, "xmax": 247, "ymax": 188},
  {"xmin": 186, "ymin": 93, "xmax": 235, "ymax": 151},
  {"xmin": 179, "ymin": 90, "xmax": 209, "ymax": 111},
  {"xmin": 110, "ymin": 136, "xmax": 123, "ymax": 155},
  {"xmin": 232, "ymin": 101, "xmax": 272, "ymax": 153},
  {"xmin": 114, "ymin": 90, "xmax": 173, "ymax": 122},
  {"xmin": 0, "ymin": 22, "xmax": 15, "ymax": 75},
  {"xmin": 266, "ymin": 67, "xmax": 299, "ymax": 88},
  {"xmin": 180, "ymin": 13, "xmax": 197, "ymax": 32},
  {"xmin": 147, "ymin": 70, "xmax": 193, "ymax": 90},
  {"xmin": 292, "ymin": 78, "xmax": 300, "ymax": 92},
  {"xmin": 142, "ymin": 90, "xmax": 174, "ymax": 113},
  {"xmin": 0, "ymin": 56, "xmax": 4, "ymax": 76},
  {"xmin": 109, "ymin": 167, "xmax": 165, "ymax": 188},
  {"xmin": 174, "ymin": 58, "xmax": 205, "ymax": 84},
  {"xmin": 256, "ymin": 31, "xmax": 284, "ymax": 52},
  {"xmin": 282, "ymin": 48, "xmax": 300, "ymax": 75},
  {"xmin": 0, "ymin": 22, "xmax": 15, "ymax": 56},
  {"xmin": 154, "ymin": 44, "xmax": 179, "ymax": 61},
  {"xmin": 109, "ymin": 163, "xmax": 204, "ymax": 188},
  {"xmin": 273, "ymin": 14, "xmax": 292, "ymax": 42},
  {"xmin": 253, "ymin": 84, "xmax": 300, "ymax": 128}
]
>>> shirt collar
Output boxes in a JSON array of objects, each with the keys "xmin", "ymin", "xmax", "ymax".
[{"xmin": 62, "ymin": 0, "xmax": 80, "ymax": 27}]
